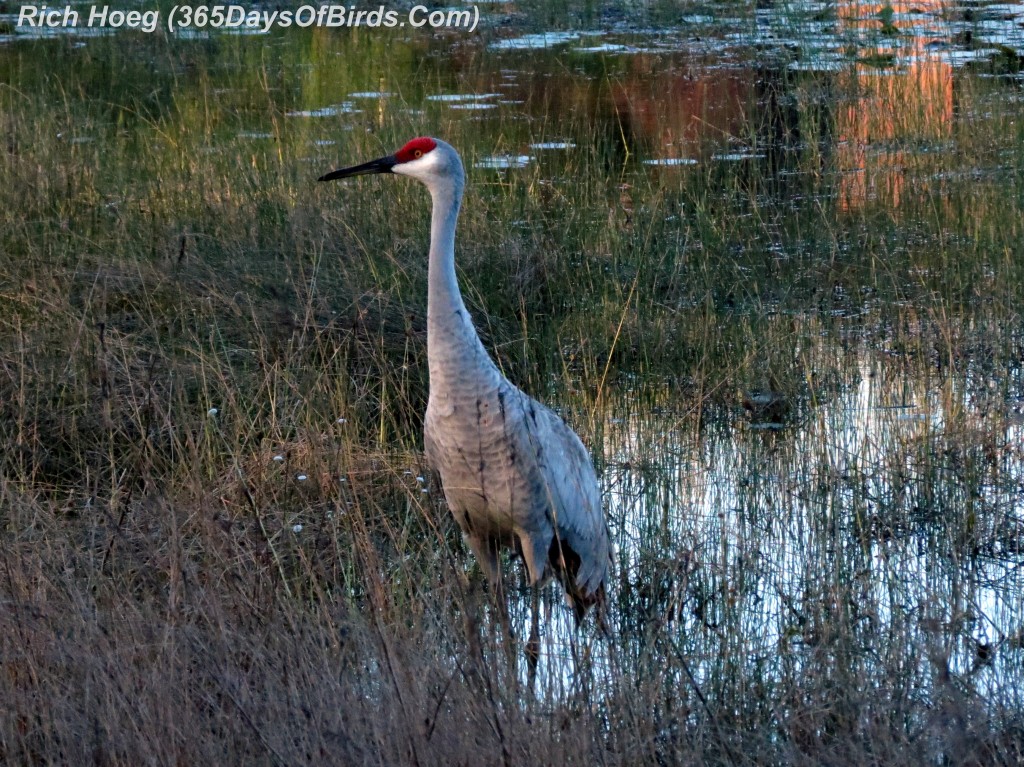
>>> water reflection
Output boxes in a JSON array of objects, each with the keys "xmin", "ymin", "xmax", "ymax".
[
  {"xmin": 457, "ymin": 0, "xmax": 1015, "ymax": 212},
  {"xmin": 587, "ymin": 343, "xmax": 1024, "ymax": 701},
  {"xmin": 833, "ymin": 0, "xmax": 956, "ymax": 210}
]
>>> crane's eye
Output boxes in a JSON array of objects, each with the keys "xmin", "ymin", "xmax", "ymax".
[{"xmin": 413, "ymin": 149, "xmax": 423, "ymax": 158}]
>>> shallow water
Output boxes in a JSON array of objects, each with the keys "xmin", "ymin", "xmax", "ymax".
[{"xmin": 600, "ymin": 347, "xmax": 1024, "ymax": 693}]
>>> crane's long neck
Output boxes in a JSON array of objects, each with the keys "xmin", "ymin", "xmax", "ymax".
[
  {"xmin": 426, "ymin": 179, "xmax": 500, "ymax": 388},
  {"xmin": 427, "ymin": 180, "xmax": 467, "ymax": 324}
]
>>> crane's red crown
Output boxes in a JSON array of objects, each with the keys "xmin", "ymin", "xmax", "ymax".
[{"xmin": 395, "ymin": 137, "xmax": 437, "ymax": 163}]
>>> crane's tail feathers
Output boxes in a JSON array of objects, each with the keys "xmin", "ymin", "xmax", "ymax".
[
  {"xmin": 565, "ymin": 582, "xmax": 608, "ymax": 631},
  {"xmin": 549, "ymin": 537, "xmax": 607, "ymax": 629}
]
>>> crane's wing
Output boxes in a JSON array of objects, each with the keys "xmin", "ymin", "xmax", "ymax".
[{"xmin": 514, "ymin": 391, "xmax": 610, "ymax": 598}]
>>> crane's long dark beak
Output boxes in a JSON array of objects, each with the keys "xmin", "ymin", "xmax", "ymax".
[{"xmin": 318, "ymin": 155, "xmax": 397, "ymax": 182}]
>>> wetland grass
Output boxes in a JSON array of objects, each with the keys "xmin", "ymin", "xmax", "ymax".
[{"xmin": 2, "ymin": 20, "xmax": 1024, "ymax": 765}]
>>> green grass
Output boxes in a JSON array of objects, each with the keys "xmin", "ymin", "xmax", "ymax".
[{"xmin": 2, "ymin": 21, "xmax": 1024, "ymax": 765}]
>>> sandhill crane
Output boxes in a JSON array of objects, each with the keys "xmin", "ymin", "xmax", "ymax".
[{"xmin": 319, "ymin": 137, "xmax": 611, "ymax": 656}]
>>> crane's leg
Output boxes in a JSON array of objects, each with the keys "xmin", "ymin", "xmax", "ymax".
[
  {"xmin": 463, "ymin": 531, "xmax": 517, "ymax": 686},
  {"xmin": 526, "ymin": 584, "xmax": 540, "ymax": 697},
  {"xmin": 463, "ymin": 533, "xmax": 499, "ymax": 585},
  {"xmin": 463, "ymin": 534, "xmax": 510, "ymax": 626},
  {"xmin": 516, "ymin": 532, "xmax": 549, "ymax": 697}
]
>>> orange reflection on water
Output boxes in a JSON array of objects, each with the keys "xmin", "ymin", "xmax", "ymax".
[
  {"xmin": 836, "ymin": 0, "xmax": 954, "ymax": 211},
  {"xmin": 608, "ymin": 58, "xmax": 756, "ymax": 161}
]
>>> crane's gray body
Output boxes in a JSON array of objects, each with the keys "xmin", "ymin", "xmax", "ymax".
[{"xmin": 424, "ymin": 311, "xmax": 608, "ymax": 601}]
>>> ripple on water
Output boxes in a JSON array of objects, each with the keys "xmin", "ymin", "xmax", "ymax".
[
  {"xmin": 490, "ymin": 31, "xmax": 585, "ymax": 50},
  {"xmin": 789, "ymin": 58, "xmax": 850, "ymax": 72},
  {"xmin": 474, "ymin": 155, "xmax": 533, "ymax": 169},
  {"xmin": 643, "ymin": 157, "xmax": 698, "ymax": 166},
  {"xmin": 426, "ymin": 93, "xmax": 502, "ymax": 102},
  {"xmin": 286, "ymin": 103, "xmax": 361, "ymax": 117},
  {"xmin": 713, "ymin": 152, "xmax": 767, "ymax": 161}
]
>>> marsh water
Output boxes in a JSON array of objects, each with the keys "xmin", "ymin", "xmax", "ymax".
[{"xmin": 3, "ymin": 0, "xmax": 1024, "ymax": 744}]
